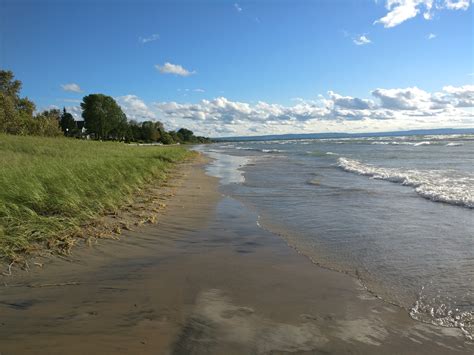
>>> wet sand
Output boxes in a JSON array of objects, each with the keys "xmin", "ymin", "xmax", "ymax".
[{"xmin": 0, "ymin": 157, "xmax": 472, "ymax": 354}]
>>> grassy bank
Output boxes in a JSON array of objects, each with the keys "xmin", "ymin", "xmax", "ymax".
[{"xmin": 0, "ymin": 134, "xmax": 192, "ymax": 260}]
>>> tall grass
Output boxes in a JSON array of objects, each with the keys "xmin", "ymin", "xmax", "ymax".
[{"xmin": 0, "ymin": 134, "xmax": 191, "ymax": 260}]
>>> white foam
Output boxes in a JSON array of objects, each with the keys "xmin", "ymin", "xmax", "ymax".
[
  {"xmin": 235, "ymin": 146, "xmax": 258, "ymax": 151},
  {"xmin": 337, "ymin": 157, "xmax": 474, "ymax": 208},
  {"xmin": 410, "ymin": 287, "xmax": 473, "ymax": 340},
  {"xmin": 413, "ymin": 141, "xmax": 432, "ymax": 146},
  {"xmin": 446, "ymin": 142, "xmax": 464, "ymax": 147},
  {"xmin": 261, "ymin": 149, "xmax": 284, "ymax": 153}
]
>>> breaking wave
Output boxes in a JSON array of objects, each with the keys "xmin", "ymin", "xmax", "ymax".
[
  {"xmin": 234, "ymin": 147, "xmax": 284, "ymax": 153},
  {"xmin": 337, "ymin": 157, "xmax": 474, "ymax": 208}
]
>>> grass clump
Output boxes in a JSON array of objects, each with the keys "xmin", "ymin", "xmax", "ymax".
[{"xmin": 0, "ymin": 134, "xmax": 191, "ymax": 260}]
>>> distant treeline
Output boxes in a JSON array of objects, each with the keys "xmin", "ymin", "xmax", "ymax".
[{"xmin": 0, "ymin": 70, "xmax": 211, "ymax": 144}]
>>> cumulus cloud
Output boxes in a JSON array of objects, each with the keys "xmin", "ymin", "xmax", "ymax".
[
  {"xmin": 150, "ymin": 85, "xmax": 473, "ymax": 136},
  {"xmin": 353, "ymin": 35, "xmax": 372, "ymax": 45},
  {"xmin": 442, "ymin": 85, "xmax": 474, "ymax": 107},
  {"xmin": 328, "ymin": 91, "xmax": 374, "ymax": 110},
  {"xmin": 116, "ymin": 95, "xmax": 156, "ymax": 120},
  {"xmin": 65, "ymin": 105, "xmax": 83, "ymax": 120},
  {"xmin": 59, "ymin": 85, "xmax": 474, "ymax": 136},
  {"xmin": 155, "ymin": 62, "xmax": 196, "ymax": 76},
  {"xmin": 371, "ymin": 87, "xmax": 433, "ymax": 110},
  {"xmin": 139, "ymin": 33, "xmax": 160, "ymax": 44},
  {"xmin": 61, "ymin": 83, "xmax": 82, "ymax": 93},
  {"xmin": 375, "ymin": 0, "xmax": 470, "ymax": 28}
]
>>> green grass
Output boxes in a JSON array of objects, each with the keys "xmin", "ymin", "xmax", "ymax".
[{"xmin": 0, "ymin": 134, "xmax": 192, "ymax": 260}]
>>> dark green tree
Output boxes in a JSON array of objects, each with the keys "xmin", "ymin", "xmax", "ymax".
[
  {"xmin": 160, "ymin": 131, "xmax": 175, "ymax": 145},
  {"xmin": 177, "ymin": 128, "xmax": 195, "ymax": 142},
  {"xmin": 141, "ymin": 121, "xmax": 164, "ymax": 142},
  {"xmin": 81, "ymin": 94, "xmax": 127, "ymax": 140},
  {"xmin": 59, "ymin": 107, "xmax": 77, "ymax": 136}
]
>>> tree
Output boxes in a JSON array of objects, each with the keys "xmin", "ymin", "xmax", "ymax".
[
  {"xmin": 0, "ymin": 70, "xmax": 21, "ymax": 98},
  {"xmin": 0, "ymin": 70, "xmax": 37, "ymax": 135},
  {"xmin": 177, "ymin": 128, "xmax": 195, "ymax": 142},
  {"xmin": 81, "ymin": 94, "xmax": 127, "ymax": 140},
  {"xmin": 160, "ymin": 131, "xmax": 175, "ymax": 145},
  {"xmin": 60, "ymin": 107, "xmax": 77, "ymax": 136},
  {"xmin": 141, "ymin": 121, "xmax": 164, "ymax": 142},
  {"xmin": 30, "ymin": 111, "xmax": 63, "ymax": 137}
]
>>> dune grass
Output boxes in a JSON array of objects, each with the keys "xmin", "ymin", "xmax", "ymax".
[{"xmin": 0, "ymin": 134, "xmax": 192, "ymax": 261}]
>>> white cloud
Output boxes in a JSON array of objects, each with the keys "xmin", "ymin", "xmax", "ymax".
[
  {"xmin": 116, "ymin": 95, "xmax": 156, "ymax": 121},
  {"xmin": 59, "ymin": 85, "xmax": 474, "ymax": 136},
  {"xmin": 147, "ymin": 84, "xmax": 473, "ymax": 136},
  {"xmin": 442, "ymin": 85, "xmax": 474, "ymax": 107},
  {"xmin": 139, "ymin": 33, "xmax": 160, "ymax": 44},
  {"xmin": 194, "ymin": 88, "xmax": 205, "ymax": 93},
  {"xmin": 328, "ymin": 91, "xmax": 374, "ymax": 109},
  {"xmin": 372, "ymin": 87, "xmax": 433, "ymax": 110},
  {"xmin": 353, "ymin": 35, "xmax": 372, "ymax": 45},
  {"xmin": 155, "ymin": 62, "xmax": 196, "ymax": 76},
  {"xmin": 234, "ymin": 3, "xmax": 242, "ymax": 12},
  {"xmin": 375, "ymin": 0, "xmax": 470, "ymax": 28},
  {"xmin": 65, "ymin": 105, "xmax": 83, "ymax": 120},
  {"xmin": 444, "ymin": 0, "xmax": 470, "ymax": 10},
  {"xmin": 427, "ymin": 33, "xmax": 437, "ymax": 39},
  {"xmin": 61, "ymin": 83, "xmax": 82, "ymax": 93}
]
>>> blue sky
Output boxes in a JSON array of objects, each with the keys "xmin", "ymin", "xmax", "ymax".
[{"xmin": 1, "ymin": 0, "xmax": 473, "ymax": 136}]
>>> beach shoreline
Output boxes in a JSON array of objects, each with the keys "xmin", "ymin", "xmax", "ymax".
[{"xmin": 0, "ymin": 155, "xmax": 472, "ymax": 354}]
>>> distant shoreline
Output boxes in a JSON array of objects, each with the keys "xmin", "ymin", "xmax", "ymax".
[{"xmin": 215, "ymin": 127, "xmax": 474, "ymax": 142}]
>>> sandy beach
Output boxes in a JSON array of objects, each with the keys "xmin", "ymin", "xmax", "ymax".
[{"xmin": 0, "ymin": 156, "xmax": 472, "ymax": 354}]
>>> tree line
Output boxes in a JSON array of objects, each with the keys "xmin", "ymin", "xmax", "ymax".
[{"xmin": 0, "ymin": 70, "xmax": 211, "ymax": 144}]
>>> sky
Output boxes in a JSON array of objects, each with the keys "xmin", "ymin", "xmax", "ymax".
[{"xmin": 1, "ymin": 0, "xmax": 473, "ymax": 137}]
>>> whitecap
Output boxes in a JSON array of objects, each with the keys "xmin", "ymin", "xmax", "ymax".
[
  {"xmin": 261, "ymin": 149, "xmax": 284, "ymax": 153},
  {"xmin": 413, "ymin": 141, "xmax": 432, "ymax": 146},
  {"xmin": 337, "ymin": 157, "xmax": 474, "ymax": 208}
]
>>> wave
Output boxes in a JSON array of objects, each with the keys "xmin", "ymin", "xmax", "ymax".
[
  {"xmin": 337, "ymin": 157, "xmax": 474, "ymax": 208},
  {"xmin": 234, "ymin": 147, "xmax": 284, "ymax": 153},
  {"xmin": 235, "ymin": 147, "xmax": 259, "ymax": 151},
  {"xmin": 261, "ymin": 149, "xmax": 284, "ymax": 153},
  {"xmin": 446, "ymin": 142, "xmax": 464, "ymax": 147},
  {"xmin": 306, "ymin": 151, "xmax": 339, "ymax": 157},
  {"xmin": 413, "ymin": 141, "xmax": 431, "ymax": 146},
  {"xmin": 370, "ymin": 141, "xmax": 436, "ymax": 146}
]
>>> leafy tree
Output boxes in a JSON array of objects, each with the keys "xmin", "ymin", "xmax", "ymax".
[
  {"xmin": 30, "ymin": 112, "xmax": 63, "ymax": 137},
  {"xmin": 141, "ymin": 121, "xmax": 164, "ymax": 142},
  {"xmin": 160, "ymin": 131, "xmax": 175, "ymax": 145},
  {"xmin": 177, "ymin": 128, "xmax": 194, "ymax": 142},
  {"xmin": 0, "ymin": 70, "xmax": 21, "ymax": 98},
  {"xmin": 0, "ymin": 70, "xmax": 37, "ymax": 135},
  {"xmin": 81, "ymin": 94, "xmax": 127, "ymax": 140},
  {"xmin": 168, "ymin": 131, "xmax": 181, "ymax": 144},
  {"xmin": 60, "ymin": 107, "xmax": 77, "ymax": 136}
]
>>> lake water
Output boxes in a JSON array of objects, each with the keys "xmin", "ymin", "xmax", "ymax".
[{"xmin": 199, "ymin": 133, "xmax": 474, "ymax": 339}]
